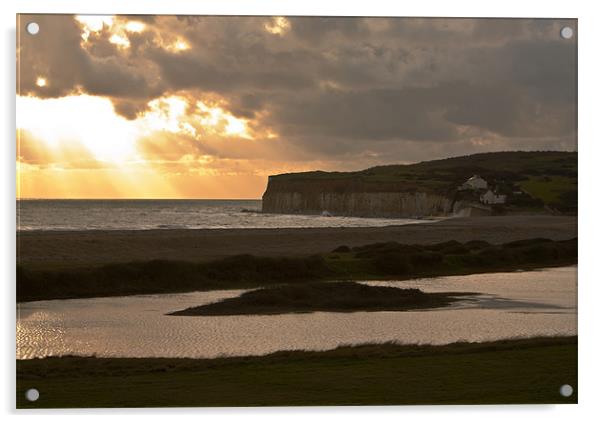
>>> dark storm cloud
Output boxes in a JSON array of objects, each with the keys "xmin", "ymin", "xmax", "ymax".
[
  {"xmin": 18, "ymin": 14, "xmax": 164, "ymax": 116},
  {"xmin": 268, "ymin": 87, "xmax": 458, "ymax": 142},
  {"xmin": 287, "ymin": 17, "xmax": 368, "ymax": 42},
  {"xmin": 19, "ymin": 15, "xmax": 577, "ymax": 162},
  {"xmin": 148, "ymin": 47, "xmax": 315, "ymax": 93}
]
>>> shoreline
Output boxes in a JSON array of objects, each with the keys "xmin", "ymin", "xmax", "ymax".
[
  {"xmin": 17, "ymin": 263, "xmax": 577, "ymax": 306},
  {"xmin": 17, "ymin": 238, "xmax": 577, "ymax": 302},
  {"xmin": 17, "ymin": 215, "xmax": 577, "ymax": 270},
  {"xmin": 15, "ymin": 334, "xmax": 578, "ymax": 362}
]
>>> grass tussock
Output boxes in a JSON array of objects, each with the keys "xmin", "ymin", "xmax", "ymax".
[
  {"xmin": 169, "ymin": 282, "xmax": 469, "ymax": 316},
  {"xmin": 327, "ymin": 237, "xmax": 577, "ymax": 279},
  {"xmin": 17, "ymin": 254, "xmax": 329, "ymax": 302}
]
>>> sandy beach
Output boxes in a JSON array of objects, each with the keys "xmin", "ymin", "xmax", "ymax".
[{"xmin": 17, "ymin": 215, "xmax": 576, "ymax": 270}]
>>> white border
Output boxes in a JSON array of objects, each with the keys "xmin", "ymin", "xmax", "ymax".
[
  {"xmin": 2, "ymin": 0, "xmax": 601, "ymax": 421},
  {"xmin": 0, "ymin": 0, "xmax": 586, "ymax": 17}
]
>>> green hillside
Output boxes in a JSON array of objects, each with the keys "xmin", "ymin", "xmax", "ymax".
[{"xmin": 271, "ymin": 151, "xmax": 577, "ymax": 213}]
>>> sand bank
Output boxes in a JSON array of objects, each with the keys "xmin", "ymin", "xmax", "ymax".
[{"xmin": 17, "ymin": 215, "xmax": 576, "ymax": 270}]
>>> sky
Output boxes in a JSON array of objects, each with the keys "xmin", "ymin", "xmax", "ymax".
[{"xmin": 17, "ymin": 15, "xmax": 577, "ymax": 199}]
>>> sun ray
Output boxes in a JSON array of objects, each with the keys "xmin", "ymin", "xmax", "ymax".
[{"xmin": 16, "ymin": 92, "xmax": 267, "ymax": 198}]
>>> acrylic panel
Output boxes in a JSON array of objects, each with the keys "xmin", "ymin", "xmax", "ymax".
[{"xmin": 16, "ymin": 15, "xmax": 577, "ymax": 408}]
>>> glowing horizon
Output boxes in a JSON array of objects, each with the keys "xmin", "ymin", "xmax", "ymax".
[{"xmin": 16, "ymin": 91, "xmax": 281, "ymax": 199}]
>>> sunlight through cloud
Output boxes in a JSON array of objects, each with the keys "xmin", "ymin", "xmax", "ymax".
[
  {"xmin": 264, "ymin": 17, "xmax": 291, "ymax": 35},
  {"xmin": 125, "ymin": 21, "xmax": 146, "ymax": 33},
  {"xmin": 75, "ymin": 15, "xmax": 114, "ymax": 41},
  {"xmin": 17, "ymin": 95, "xmax": 138, "ymax": 163}
]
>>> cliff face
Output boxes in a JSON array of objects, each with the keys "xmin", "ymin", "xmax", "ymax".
[
  {"xmin": 260, "ymin": 152, "xmax": 577, "ymax": 217},
  {"xmin": 262, "ymin": 177, "xmax": 453, "ymax": 217}
]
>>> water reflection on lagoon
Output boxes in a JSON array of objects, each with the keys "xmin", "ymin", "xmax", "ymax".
[{"xmin": 17, "ymin": 266, "xmax": 577, "ymax": 359}]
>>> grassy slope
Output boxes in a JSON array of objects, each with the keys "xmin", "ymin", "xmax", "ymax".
[
  {"xmin": 519, "ymin": 175, "xmax": 577, "ymax": 205},
  {"xmin": 17, "ymin": 238, "xmax": 577, "ymax": 302},
  {"xmin": 16, "ymin": 337, "xmax": 577, "ymax": 408},
  {"xmin": 268, "ymin": 151, "xmax": 577, "ymax": 210}
]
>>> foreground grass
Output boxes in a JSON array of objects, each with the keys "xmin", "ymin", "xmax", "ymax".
[
  {"xmin": 16, "ymin": 336, "xmax": 577, "ymax": 408},
  {"xmin": 17, "ymin": 237, "xmax": 577, "ymax": 302},
  {"xmin": 169, "ymin": 282, "xmax": 471, "ymax": 316}
]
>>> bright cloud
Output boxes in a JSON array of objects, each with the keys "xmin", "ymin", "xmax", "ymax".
[{"xmin": 264, "ymin": 17, "xmax": 291, "ymax": 35}]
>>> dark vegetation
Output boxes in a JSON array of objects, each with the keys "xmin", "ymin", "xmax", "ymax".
[
  {"xmin": 326, "ymin": 237, "xmax": 577, "ymax": 280},
  {"xmin": 17, "ymin": 336, "xmax": 577, "ymax": 407},
  {"xmin": 17, "ymin": 237, "xmax": 577, "ymax": 302},
  {"xmin": 169, "ymin": 282, "xmax": 470, "ymax": 316},
  {"xmin": 17, "ymin": 255, "xmax": 328, "ymax": 302},
  {"xmin": 267, "ymin": 151, "xmax": 577, "ymax": 212}
]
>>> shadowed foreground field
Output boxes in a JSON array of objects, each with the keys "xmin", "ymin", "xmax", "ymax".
[{"xmin": 17, "ymin": 337, "xmax": 577, "ymax": 408}]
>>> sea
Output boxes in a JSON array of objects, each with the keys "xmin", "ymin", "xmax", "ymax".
[{"xmin": 16, "ymin": 199, "xmax": 426, "ymax": 231}]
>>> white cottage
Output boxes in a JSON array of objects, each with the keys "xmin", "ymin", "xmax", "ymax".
[
  {"xmin": 460, "ymin": 175, "xmax": 488, "ymax": 191},
  {"xmin": 480, "ymin": 190, "xmax": 507, "ymax": 205}
]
